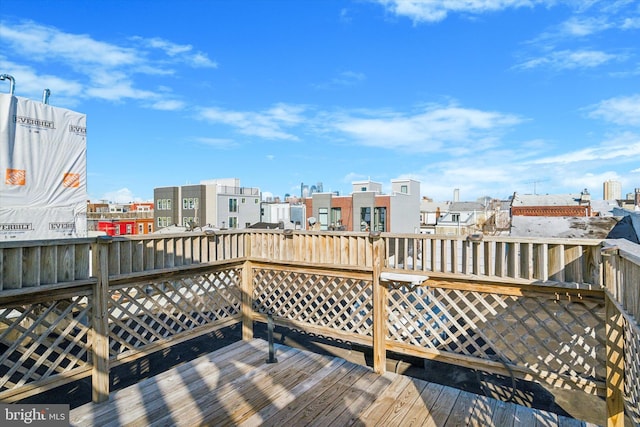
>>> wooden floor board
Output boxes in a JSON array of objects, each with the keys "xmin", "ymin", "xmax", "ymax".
[{"xmin": 69, "ymin": 339, "xmax": 591, "ymax": 427}]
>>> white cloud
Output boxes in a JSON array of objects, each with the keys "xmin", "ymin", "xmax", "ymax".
[
  {"xmin": 589, "ymin": 94, "xmax": 640, "ymax": 126},
  {"xmin": 100, "ymin": 188, "xmax": 143, "ymax": 203},
  {"xmin": 198, "ymin": 103, "xmax": 305, "ymax": 140},
  {"xmin": 559, "ymin": 16, "xmax": 611, "ymax": 37},
  {"xmin": 531, "ymin": 133, "xmax": 640, "ymax": 164},
  {"xmin": 314, "ymin": 71, "xmax": 366, "ymax": 89},
  {"xmin": 331, "ymin": 105, "xmax": 522, "ymax": 152},
  {"xmin": 0, "ymin": 21, "xmax": 216, "ymax": 104},
  {"xmin": 516, "ymin": 49, "xmax": 622, "ymax": 70},
  {"xmin": 150, "ymin": 99, "xmax": 186, "ymax": 111},
  {"xmin": 193, "ymin": 137, "xmax": 238, "ymax": 149},
  {"xmin": 372, "ymin": 0, "xmax": 548, "ymax": 23},
  {"xmin": 135, "ymin": 36, "xmax": 217, "ymax": 68}
]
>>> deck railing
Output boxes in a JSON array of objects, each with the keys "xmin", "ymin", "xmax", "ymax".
[{"xmin": 0, "ymin": 231, "xmax": 638, "ymax": 426}]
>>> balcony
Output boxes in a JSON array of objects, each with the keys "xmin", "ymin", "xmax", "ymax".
[{"xmin": 0, "ymin": 231, "xmax": 638, "ymax": 426}]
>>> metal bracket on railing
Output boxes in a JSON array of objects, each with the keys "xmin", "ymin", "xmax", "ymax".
[
  {"xmin": 42, "ymin": 88, "xmax": 51, "ymax": 104},
  {"xmin": 266, "ymin": 311, "xmax": 278, "ymax": 364},
  {"xmin": 1, "ymin": 74, "xmax": 16, "ymax": 95}
]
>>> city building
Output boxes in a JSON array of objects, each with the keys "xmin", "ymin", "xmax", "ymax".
[
  {"xmin": 621, "ymin": 188, "xmax": 640, "ymax": 211},
  {"xmin": 510, "ymin": 190, "xmax": 593, "ymax": 217},
  {"xmin": 303, "ymin": 178, "xmax": 420, "ymax": 233},
  {"xmin": 154, "ymin": 178, "xmax": 261, "ymax": 231},
  {"xmin": 435, "ymin": 201, "xmax": 488, "ymax": 236},
  {"xmin": 603, "ymin": 180, "xmax": 622, "ymax": 200},
  {"xmin": 87, "ymin": 201, "xmax": 155, "ymax": 236}
]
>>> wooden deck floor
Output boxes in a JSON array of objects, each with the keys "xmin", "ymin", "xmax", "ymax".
[{"xmin": 70, "ymin": 339, "xmax": 598, "ymax": 427}]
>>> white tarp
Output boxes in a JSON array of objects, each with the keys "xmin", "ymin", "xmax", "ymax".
[{"xmin": 0, "ymin": 93, "xmax": 87, "ymax": 240}]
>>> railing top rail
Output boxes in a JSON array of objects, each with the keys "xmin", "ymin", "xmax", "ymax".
[
  {"xmin": 0, "ymin": 237, "xmax": 96, "ymax": 249},
  {"xmin": 604, "ymin": 238, "xmax": 640, "ymax": 265},
  {"xmin": 380, "ymin": 232, "xmax": 605, "ymax": 246}
]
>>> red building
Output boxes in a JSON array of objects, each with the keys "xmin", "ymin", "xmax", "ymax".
[{"xmin": 97, "ymin": 220, "xmax": 137, "ymax": 236}]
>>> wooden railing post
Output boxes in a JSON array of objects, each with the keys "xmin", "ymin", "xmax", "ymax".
[
  {"xmin": 372, "ymin": 233, "xmax": 386, "ymax": 374},
  {"xmin": 241, "ymin": 233, "xmax": 254, "ymax": 341},
  {"xmin": 605, "ymin": 293, "xmax": 625, "ymax": 427},
  {"xmin": 92, "ymin": 236, "xmax": 111, "ymax": 403}
]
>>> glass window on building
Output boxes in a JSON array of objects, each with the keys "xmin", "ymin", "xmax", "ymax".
[
  {"xmin": 228, "ymin": 216, "xmax": 238, "ymax": 228},
  {"xmin": 138, "ymin": 224, "xmax": 143, "ymax": 234},
  {"xmin": 331, "ymin": 207, "xmax": 342, "ymax": 229},
  {"xmin": 401, "ymin": 185, "xmax": 408, "ymax": 193},
  {"xmin": 148, "ymin": 224, "xmax": 153, "ymax": 233},
  {"xmin": 182, "ymin": 198, "xmax": 198, "ymax": 210},
  {"xmin": 229, "ymin": 198, "xmax": 238, "ymax": 213},
  {"xmin": 318, "ymin": 208, "xmax": 329, "ymax": 231},
  {"xmin": 374, "ymin": 207, "xmax": 387, "ymax": 232},
  {"xmin": 360, "ymin": 207, "xmax": 371, "ymax": 231}
]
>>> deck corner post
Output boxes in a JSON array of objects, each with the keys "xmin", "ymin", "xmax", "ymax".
[
  {"xmin": 92, "ymin": 236, "xmax": 112, "ymax": 403},
  {"xmin": 605, "ymin": 292, "xmax": 625, "ymax": 427},
  {"xmin": 371, "ymin": 233, "xmax": 387, "ymax": 375},
  {"xmin": 241, "ymin": 259, "xmax": 254, "ymax": 341}
]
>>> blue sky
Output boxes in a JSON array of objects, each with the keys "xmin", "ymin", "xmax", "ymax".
[{"xmin": 2, "ymin": 0, "xmax": 639, "ymax": 203}]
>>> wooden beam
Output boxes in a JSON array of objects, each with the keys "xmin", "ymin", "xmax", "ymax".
[
  {"xmin": 605, "ymin": 292, "xmax": 625, "ymax": 427},
  {"xmin": 372, "ymin": 235, "xmax": 386, "ymax": 374},
  {"xmin": 241, "ymin": 259, "xmax": 254, "ymax": 341},
  {"xmin": 91, "ymin": 237, "xmax": 111, "ymax": 403}
]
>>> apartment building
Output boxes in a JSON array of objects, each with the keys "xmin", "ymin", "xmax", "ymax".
[
  {"xmin": 303, "ymin": 179, "xmax": 420, "ymax": 233},
  {"xmin": 87, "ymin": 201, "xmax": 155, "ymax": 236},
  {"xmin": 154, "ymin": 178, "xmax": 261, "ymax": 230},
  {"xmin": 510, "ymin": 190, "xmax": 593, "ymax": 217}
]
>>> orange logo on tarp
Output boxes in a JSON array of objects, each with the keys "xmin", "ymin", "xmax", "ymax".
[
  {"xmin": 5, "ymin": 169, "xmax": 26, "ymax": 185},
  {"xmin": 63, "ymin": 173, "xmax": 80, "ymax": 188}
]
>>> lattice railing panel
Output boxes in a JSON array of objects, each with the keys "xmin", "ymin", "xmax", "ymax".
[
  {"xmin": 252, "ymin": 268, "xmax": 373, "ymax": 336},
  {"xmin": 0, "ymin": 298, "xmax": 91, "ymax": 393},
  {"xmin": 387, "ymin": 284, "xmax": 606, "ymax": 386},
  {"xmin": 624, "ymin": 318, "xmax": 640, "ymax": 425},
  {"xmin": 109, "ymin": 268, "xmax": 241, "ymax": 357}
]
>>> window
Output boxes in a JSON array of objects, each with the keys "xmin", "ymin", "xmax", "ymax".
[
  {"xmin": 157, "ymin": 217, "xmax": 171, "ymax": 227},
  {"xmin": 228, "ymin": 217, "xmax": 238, "ymax": 228},
  {"xmin": 330, "ymin": 207, "xmax": 342, "ymax": 229},
  {"xmin": 255, "ymin": 198, "xmax": 259, "ymax": 203},
  {"xmin": 361, "ymin": 187, "xmax": 367, "ymax": 191},
  {"xmin": 318, "ymin": 208, "xmax": 329, "ymax": 231},
  {"xmin": 182, "ymin": 198, "xmax": 198, "ymax": 210},
  {"xmin": 401, "ymin": 185, "xmax": 408, "ymax": 194},
  {"xmin": 360, "ymin": 207, "xmax": 371, "ymax": 231},
  {"xmin": 374, "ymin": 207, "xmax": 387, "ymax": 232},
  {"xmin": 451, "ymin": 213, "xmax": 460, "ymax": 222},
  {"xmin": 229, "ymin": 198, "xmax": 238, "ymax": 213},
  {"xmin": 156, "ymin": 199, "xmax": 172, "ymax": 210},
  {"xmin": 138, "ymin": 224, "xmax": 143, "ymax": 234},
  {"xmin": 183, "ymin": 216, "xmax": 199, "ymax": 227},
  {"xmin": 241, "ymin": 198, "xmax": 245, "ymax": 203},
  {"xmin": 148, "ymin": 224, "xmax": 153, "ymax": 233}
]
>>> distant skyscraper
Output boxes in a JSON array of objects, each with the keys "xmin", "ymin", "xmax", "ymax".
[
  {"xmin": 603, "ymin": 180, "xmax": 622, "ymax": 200},
  {"xmin": 301, "ymin": 181, "xmax": 323, "ymax": 197}
]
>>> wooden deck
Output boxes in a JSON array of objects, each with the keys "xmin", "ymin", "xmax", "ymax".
[{"xmin": 70, "ymin": 339, "xmax": 598, "ymax": 427}]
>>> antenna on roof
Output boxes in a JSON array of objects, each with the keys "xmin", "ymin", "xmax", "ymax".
[{"xmin": 525, "ymin": 179, "xmax": 549, "ymax": 195}]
